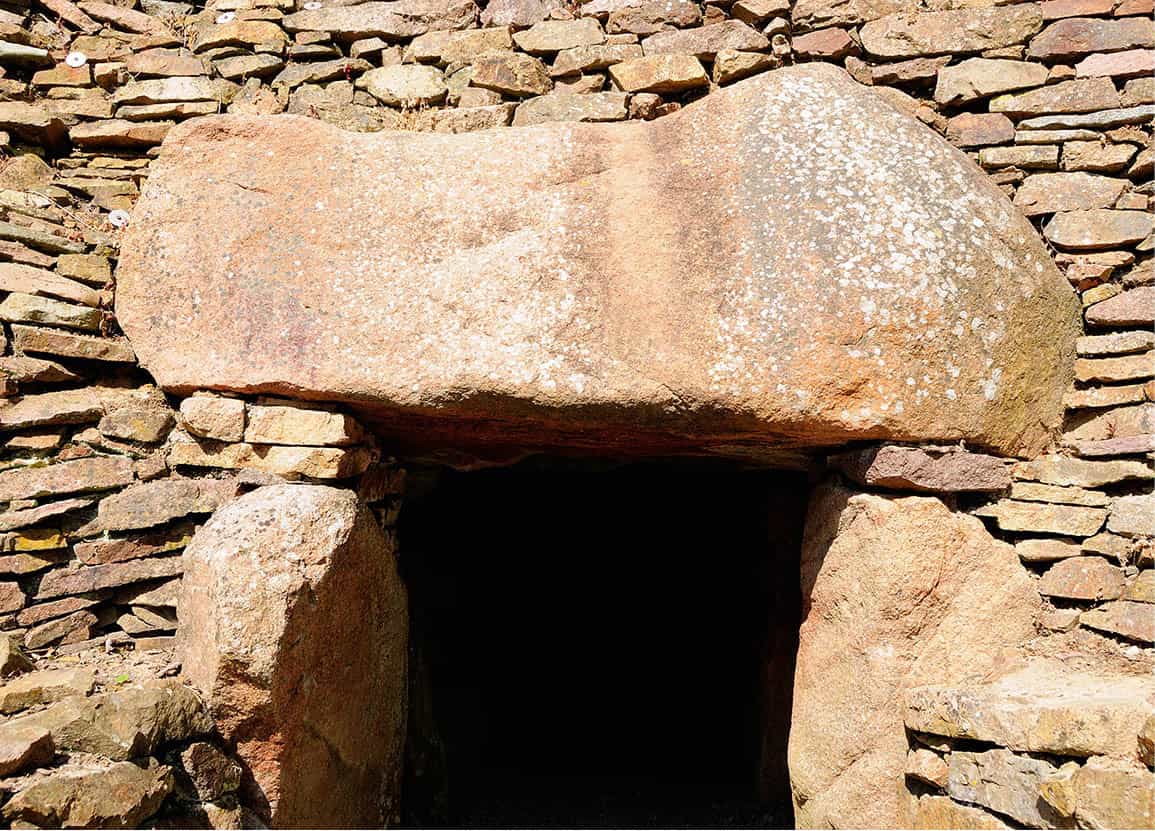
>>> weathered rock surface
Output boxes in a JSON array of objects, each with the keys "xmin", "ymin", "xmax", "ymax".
[
  {"xmin": 1081, "ymin": 599, "xmax": 1154, "ymax": 642},
  {"xmin": 948, "ymin": 749, "xmax": 1064, "ymax": 828},
  {"xmin": 1014, "ymin": 172, "xmax": 1127, "ymax": 217},
  {"xmin": 1042, "ymin": 756, "xmax": 1155, "ymax": 829},
  {"xmin": 789, "ymin": 482, "xmax": 1038, "ymax": 829},
  {"xmin": 935, "ymin": 58, "xmax": 1050, "ymax": 106},
  {"xmin": 904, "ymin": 658, "xmax": 1155, "ymax": 759},
  {"xmin": 859, "ymin": 6, "xmax": 1043, "ymax": 58},
  {"xmin": 2, "ymin": 760, "xmax": 173, "ymax": 828},
  {"xmin": 3, "ymin": 679, "xmax": 211, "ymax": 759},
  {"xmin": 179, "ymin": 484, "xmax": 408, "ymax": 827},
  {"xmin": 914, "ymin": 795, "xmax": 1011, "ymax": 829},
  {"xmin": 118, "ymin": 65, "xmax": 1077, "ymax": 459},
  {"xmin": 0, "ymin": 667, "xmax": 94, "ymax": 713},
  {"xmin": 829, "ymin": 445, "xmax": 1010, "ymax": 492}
]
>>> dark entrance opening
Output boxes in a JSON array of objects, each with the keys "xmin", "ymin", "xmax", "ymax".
[{"xmin": 398, "ymin": 458, "xmax": 808, "ymax": 829}]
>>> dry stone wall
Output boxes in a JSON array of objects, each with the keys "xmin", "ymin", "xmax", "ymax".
[{"xmin": 0, "ymin": 0, "xmax": 1144, "ymax": 824}]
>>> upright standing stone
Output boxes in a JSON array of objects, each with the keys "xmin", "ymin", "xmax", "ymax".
[
  {"xmin": 789, "ymin": 482, "xmax": 1038, "ymax": 829},
  {"xmin": 179, "ymin": 485, "xmax": 408, "ymax": 827}
]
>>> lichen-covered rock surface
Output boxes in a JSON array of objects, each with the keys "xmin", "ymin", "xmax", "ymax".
[{"xmin": 117, "ymin": 64, "xmax": 1077, "ymax": 458}]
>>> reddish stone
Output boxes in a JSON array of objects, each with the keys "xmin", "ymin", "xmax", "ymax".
[
  {"xmin": 946, "ymin": 112, "xmax": 1014, "ymax": 147},
  {"xmin": 35, "ymin": 556, "xmax": 183, "ymax": 599},
  {"xmin": 1029, "ymin": 17, "xmax": 1155, "ymax": 61},
  {"xmin": 1038, "ymin": 556, "xmax": 1125, "ymax": 600},
  {"xmin": 793, "ymin": 28, "xmax": 858, "ymax": 59},
  {"xmin": 0, "ymin": 582, "xmax": 24, "ymax": 614},
  {"xmin": 1114, "ymin": 0, "xmax": 1153, "ymax": 13},
  {"xmin": 0, "ymin": 456, "xmax": 134, "ymax": 502},
  {"xmin": 180, "ymin": 485, "xmax": 407, "ymax": 827},
  {"xmin": 116, "ymin": 65, "xmax": 1078, "ymax": 459},
  {"xmin": 1084, "ymin": 286, "xmax": 1155, "ymax": 326},
  {"xmin": 1076, "ymin": 49, "xmax": 1155, "ymax": 78},
  {"xmin": 1039, "ymin": 0, "xmax": 1114, "ymax": 19}
]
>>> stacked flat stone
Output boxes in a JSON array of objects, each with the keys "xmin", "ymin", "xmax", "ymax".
[{"xmin": 0, "ymin": 0, "xmax": 1146, "ymax": 825}]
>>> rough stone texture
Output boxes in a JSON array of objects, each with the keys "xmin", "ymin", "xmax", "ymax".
[
  {"xmin": 35, "ymin": 556, "xmax": 184, "ymax": 599},
  {"xmin": 0, "ymin": 456, "xmax": 134, "ymax": 502},
  {"xmin": 789, "ymin": 482, "xmax": 1038, "ymax": 829},
  {"xmin": 1081, "ymin": 599, "xmax": 1154, "ymax": 643},
  {"xmin": 2, "ymin": 760, "xmax": 173, "ymax": 828},
  {"xmin": 118, "ymin": 65, "xmax": 1077, "ymax": 459},
  {"xmin": 608, "ymin": 53, "xmax": 708, "ymax": 92},
  {"xmin": 168, "ymin": 439, "xmax": 373, "ymax": 479},
  {"xmin": 1013, "ymin": 455, "xmax": 1153, "ymax": 487},
  {"xmin": 513, "ymin": 92, "xmax": 629, "ymax": 125},
  {"xmin": 947, "ymin": 749, "xmax": 1064, "ymax": 828},
  {"xmin": 914, "ymin": 795, "xmax": 1011, "ymax": 829},
  {"xmin": 80, "ymin": 478, "xmax": 238, "ymax": 535},
  {"xmin": 904, "ymin": 658, "xmax": 1155, "ymax": 759},
  {"xmin": 946, "ymin": 112, "xmax": 1014, "ymax": 147},
  {"xmin": 934, "ymin": 58, "xmax": 1050, "ymax": 105},
  {"xmin": 0, "ymin": 727, "xmax": 53, "ymax": 777},
  {"xmin": 179, "ymin": 395, "xmax": 245, "ymax": 442},
  {"xmin": 1043, "ymin": 756, "xmax": 1155, "ymax": 829},
  {"xmin": 0, "ymin": 668, "xmax": 94, "ymax": 713},
  {"xmin": 3, "ymin": 679, "xmax": 211, "ymax": 759},
  {"xmin": 974, "ymin": 499, "xmax": 1106, "ymax": 536},
  {"xmin": 1038, "ymin": 556, "xmax": 1125, "ymax": 600},
  {"xmin": 1109, "ymin": 493, "xmax": 1155, "ymax": 537},
  {"xmin": 859, "ymin": 6, "xmax": 1044, "ymax": 58},
  {"xmin": 1084, "ymin": 286, "xmax": 1155, "ymax": 326},
  {"xmin": 244, "ymin": 401, "xmax": 364, "ymax": 447},
  {"xmin": 281, "ymin": 0, "xmax": 480, "ymax": 41},
  {"xmin": 1044, "ymin": 209, "xmax": 1155, "ymax": 251},
  {"xmin": 1016, "ymin": 171, "xmax": 1122, "ymax": 216},
  {"xmin": 1029, "ymin": 17, "xmax": 1155, "ymax": 61},
  {"xmin": 829, "ymin": 445, "xmax": 1010, "ymax": 493},
  {"xmin": 179, "ymin": 484, "xmax": 408, "ymax": 827}
]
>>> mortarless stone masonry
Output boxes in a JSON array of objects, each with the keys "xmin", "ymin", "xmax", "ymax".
[{"xmin": 0, "ymin": 0, "xmax": 1148, "ymax": 825}]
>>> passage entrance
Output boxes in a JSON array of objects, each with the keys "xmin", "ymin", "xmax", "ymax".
[{"xmin": 399, "ymin": 459, "xmax": 809, "ymax": 828}]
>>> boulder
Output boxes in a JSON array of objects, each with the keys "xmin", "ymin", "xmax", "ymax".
[
  {"xmin": 789, "ymin": 482, "xmax": 1039, "ymax": 828},
  {"xmin": 116, "ymin": 65, "xmax": 1078, "ymax": 460},
  {"xmin": 179, "ymin": 484, "xmax": 408, "ymax": 827}
]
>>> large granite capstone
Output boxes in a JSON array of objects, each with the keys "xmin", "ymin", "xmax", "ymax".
[{"xmin": 117, "ymin": 64, "xmax": 1078, "ymax": 457}]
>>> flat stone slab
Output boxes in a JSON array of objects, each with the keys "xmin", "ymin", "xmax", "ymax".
[
  {"xmin": 117, "ymin": 64, "xmax": 1077, "ymax": 458},
  {"xmin": 905, "ymin": 657, "xmax": 1155, "ymax": 759}
]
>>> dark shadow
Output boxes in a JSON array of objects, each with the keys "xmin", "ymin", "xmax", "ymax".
[{"xmin": 399, "ymin": 458, "xmax": 808, "ymax": 829}]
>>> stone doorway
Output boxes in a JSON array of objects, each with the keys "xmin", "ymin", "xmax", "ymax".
[{"xmin": 397, "ymin": 459, "xmax": 809, "ymax": 828}]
